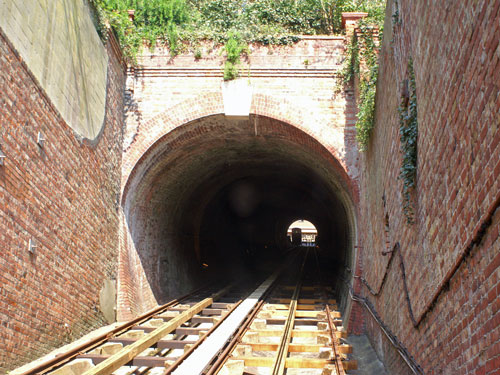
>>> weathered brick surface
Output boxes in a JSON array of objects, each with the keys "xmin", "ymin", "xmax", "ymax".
[
  {"xmin": 5, "ymin": 2, "xmax": 498, "ymax": 372},
  {"xmin": 0, "ymin": 27, "xmax": 125, "ymax": 372},
  {"xmin": 358, "ymin": 0, "xmax": 500, "ymax": 373}
]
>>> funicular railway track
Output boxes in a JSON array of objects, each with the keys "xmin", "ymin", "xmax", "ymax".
[{"xmin": 19, "ymin": 250, "xmax": 356, "ymax": 375}]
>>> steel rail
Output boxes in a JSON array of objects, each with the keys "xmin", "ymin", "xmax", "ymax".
[
  {"xmin": 16, "ymin": 285, "xmax": 211, "ymax": 375},
  {"xmin": 82, "ymin": 285, "xmax": 236, "ymax": 375},
  {"xmin": 271, "ymin": 281, "xmax": 301, "ymax": 374},
  {"xmin": 326, "ymin": 305, "xmax": 346, "ymax": 375},
  {"xmin": 271, "ymin": 251, "xmax": 307, "ymax": 375},
  {"xmin": 312, "ymin": 248, "xmax": 345, "ymax": 375}
]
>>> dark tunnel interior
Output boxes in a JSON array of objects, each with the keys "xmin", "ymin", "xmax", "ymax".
[
  {"xmin": 123, "ymin": 114, "xmax": 356, "ymax": 317},
  {"xmin": 192, "ymin": 168, "xmax": 348, "ymax": 278}
]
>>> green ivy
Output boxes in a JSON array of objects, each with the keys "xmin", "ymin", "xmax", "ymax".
[
  {"xmin": 87, "ymin": 0, "xmax": 189, "ymax": 61},
  {"xmin": 342, "ymin": 33, "xmax": 360, "ymax": 83},
  {"xmin": 88, "ymin": 0, "xmax": 386, "ymax": 64},
  {"xmin": 355, "ymin": 63, "xmax": 378, "ymax": 150},
  {"xmin": 341, "ymin": 21, "xmax": 379, "ymax": 150},
  {"xmin": 398, "ymin": 58, "xmax": 418, "ymax": 223}
]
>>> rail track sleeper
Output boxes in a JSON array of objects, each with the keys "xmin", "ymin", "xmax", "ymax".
[
  {"xmin": 201, "ymin": 308, "xmax": 224, "ymax": 316},
  {"xmin": 335, "ymin": 331, "xmax": 348, "ymax": 339},
  {"xmin": 78, "ymin": 354, "xmax": 178, "ymax": 366},
  {"xmin": 285, "ymin": 357, "xmax": 336, "ymax": 368},
  {"xmin": 294, "ymin": 318, "xmax": 324, "ymax": 325},
  {"xmin": 131, "ymin": 326, "xmax": 157, "ymax": 333},
  {"xmin": 241, "ymin": 342, "xmax": 326, "ymax": 353},
  {"xmin": 338, "ymin": 344, "xmax": 353, "ymax": 354},
  {"xmin": 230, "ymin": 356, "xmax": 335, "ymax": 368},
  {"xmin": 153, "ymin": 315, "xmax": 175, "ymax": 322},
  {"xmin": 156, "ymin": 339, "xmax": 198, "ymax": 349},
  {"xmin": 265, "ymin": 303, "xmax": 321, "ymax": 310},
  {"xmin": 169, "ymin": 307, "xmax": 190, "ymax": 312},
  {"xmin": 274, "ymin": 298, "xmax": 336, "ymax": 304},
  {"xmin": 191, "ymin": 316, "xmax": 216, "ymax": 324},
  {"xmin": 342, "ymin": 359, "xmax": 358, "ymax": 370},
  {"xmin": 264, "ymin": 310, "xmax": 329, "ymax": 318},
  {"xmin": 156, "ymin": 312, "xmax": 181, "ymax": 319},
  {"xmin": 81, "ymin": 284, "xmax": 236, "ymax": 375},
  {"xmin": 211, "ymin": 302, "xmax": 232, "ymax": 309},
  {"xmin": 175, "ymin": 327, "xmax": 209, "ymax": 335}
]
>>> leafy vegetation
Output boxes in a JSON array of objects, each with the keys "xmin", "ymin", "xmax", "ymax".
[
  {"xmin": 341, "ymin": 20, "xmax": 379, "ymax": 150},
  {"xmin": 88, "ymin": 0, "xmax": 386, "ymax": 63},
  {"xmin": 223, "ymin": 32, "xmax": 248, "ymax": 80},
  {"xmin": 355, "ymin": 62, "xmax": 378, "ymax": 150},
  {"xmin": 398, "ymin": 58, "xmax": 418, "ymax": 223},
  {"xmin": 89, "ymin": 0, "xmax": 189, "ymax": 59}
]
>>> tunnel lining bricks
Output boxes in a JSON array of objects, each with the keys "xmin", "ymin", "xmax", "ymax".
[{"xmin": 121, "ymin": 93, "xmax": 354, "ymax": 197}]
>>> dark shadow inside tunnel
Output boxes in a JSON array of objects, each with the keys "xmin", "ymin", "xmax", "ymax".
[{"xmin": 122, "ymin": 114, "xmax": 357, "ymax": 319}]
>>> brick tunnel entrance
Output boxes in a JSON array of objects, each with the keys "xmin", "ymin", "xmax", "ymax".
[{"xmin": 120, "ymin": 113, "xmax": 357, "ymax": 323}]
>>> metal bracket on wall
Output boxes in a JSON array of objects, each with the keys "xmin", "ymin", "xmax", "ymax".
[
  {"xmin": 28, "ymin": 239, "xmax": 37, "ymax": 254},
  {"xmin": 37, "ymin": 132, "xmax": 46, "ymax": 148}
]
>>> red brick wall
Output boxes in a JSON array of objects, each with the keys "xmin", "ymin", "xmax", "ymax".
[
  {"xmin": 358, "ymin": 0, "xmax": 500, "ymax": 373},
  {"xmin": 0, "ymin": 29, "xmax": 125, "ymax": 372}
]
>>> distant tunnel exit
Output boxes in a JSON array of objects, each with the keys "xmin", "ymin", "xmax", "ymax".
[{"xmin": 287, "ymin": 220, "xmax": 318, "ymax": 246}]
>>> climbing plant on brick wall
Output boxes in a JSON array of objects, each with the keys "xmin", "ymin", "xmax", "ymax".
[
  {"xmin": 398, "ymin": 58, "xmax": 418, "ymax": 223},
  {"xmin": 341, "ymin": 21, "xmax": 380, "ymax": 150}
]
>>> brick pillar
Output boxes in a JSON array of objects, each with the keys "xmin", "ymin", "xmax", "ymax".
[{"xmin": 341, "ymin": 12, "xmax": 368, "ymax": 36}]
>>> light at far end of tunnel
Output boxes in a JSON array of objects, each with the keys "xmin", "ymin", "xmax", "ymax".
[{"xmin": 287, "ymin": 219, "xmax": 318, "ymax": 247}]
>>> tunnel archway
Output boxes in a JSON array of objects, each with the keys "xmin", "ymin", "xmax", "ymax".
[{"xmin": 120, "ymin": 112, "xmax": 358, "ymax": 322}]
